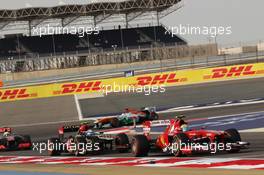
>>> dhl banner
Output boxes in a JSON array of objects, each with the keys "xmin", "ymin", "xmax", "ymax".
[{"xmin": 0, "ymin": 63, "xmax": 264, "ymax": 102}]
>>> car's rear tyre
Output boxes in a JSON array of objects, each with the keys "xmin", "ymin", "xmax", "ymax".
[
  {"xmin": 95, "ymin": 123, "xmax": 103, "ymax": 129},
  {"xmin": 225, "ymin": 129, "xmax": 241, "ymax": 141},
  {"xmin": 47, "ymin": 138, "xmax": 61, "ymax": 156},
  {"xmin": 131, "ymin": 135, "xmax": 149, "ymax": 157},
  {"xmin": 110, "ymin": 118, "xmax": 120, "ymax": 128},
  {"xmin": 150, "ymin": 113, "xmax": 159, "ymax": 120},
  {"xmin": 115, "ymin": 133, "xmax": 129, "ymax": 153},
  {"xmin": 0, "ymin": 139, "xmax": 7, "ymax": 149},
  {"xmin": 172, "ymin": 133, "xmax": 189, "ymax": 157},
  {"xmin": 22, "ymin": 135, "xmax": 32, "ymax": 149},
  {"xmin": 23, "ymin": 135, "xmax": 31, "ymax": 143},
  {"xmin": 74, "ymin": 136, "xmax": 87, "ymax": 156},
  {"xmin": 86, "ymin": 136, "xmax": 104, "ymax": 155},
  {"xmin": 225, "ymin": 128, "xmax": 241, "ymax": 153}
]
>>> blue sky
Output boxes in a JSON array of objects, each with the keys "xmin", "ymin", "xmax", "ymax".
[{"xmin": 0, "ymin": 0, "xmax": 263, "ymax": 46}]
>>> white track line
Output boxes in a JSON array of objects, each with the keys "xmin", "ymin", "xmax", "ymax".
[
  {"xmin": 74, "ymin": 94, "xmax": 83, "ymax": 121},
  {"xmin": 209, "ymin": 110, "xmax": 264, "ymax": 119},
  {"xmin": 240, "ymin": 127, "xmax": 264, "ymax": 133},
  {"xmin": 2, "ymin": 120, "xmax": 80, "ymax": 128},
  {"xmin": 159, "ymin": 100, "xmax": 264, "ymax": 113},
  {"xmin": 5, "ymin": 104, "xmax": 264, "ymax": 129}
]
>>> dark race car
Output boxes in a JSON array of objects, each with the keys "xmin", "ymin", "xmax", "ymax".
[
  {"xmin": 47, "ymin": 124, "xmax": 130, "ymax": 156},
  {"xmin": 124, "ymin": 116, "xmax": 250, "ymax": 157},
  {"xmin": 94, "ymin": 107, "xmax": 159, "ymax": 128},
  {"xmin": 0, "ymin": 127, "xmax": 32, "ymax": 151}
]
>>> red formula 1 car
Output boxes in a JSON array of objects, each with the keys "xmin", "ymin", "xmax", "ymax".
[
  {"xmin": 0, "ymin": 127, "xmax": 32, "ymax": 151},
  {"xmin": 128, "ymin": 116, "xmax": 250, "ymax": 157}
]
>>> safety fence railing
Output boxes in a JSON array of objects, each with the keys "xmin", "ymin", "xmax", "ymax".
[{"xmin": 0, "ymin": 43, "xmax": 217, "ymax": 73}]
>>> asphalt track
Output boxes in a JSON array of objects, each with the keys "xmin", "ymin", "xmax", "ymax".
[
  {"xmin": 1, "ymin": 106, "xmax": 263, "ymax": 158},
  {"xmin": 0, "ymin": 77, "xmax": 264, "ymax": 158},
  {"xmin": 1, "ymin": 76, "xmax": 264, "ymax": 126},
  {"xmin": 79, "ymin": 77, "xmax": 264, "ymax": 118}
]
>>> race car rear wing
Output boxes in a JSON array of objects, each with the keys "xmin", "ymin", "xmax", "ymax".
[
  {"xmin": 0, "ymin": 127, "xmax": 11, "ymax": 133},
  {"xmin": 146, "ymin": 120, "xmax": 170, "ymax": 127},
  {"xmin": 142, "ymin": 120, "xmax": 170, "ymax": 139},
  {"xmin": 142, "ymin": 119, "xmax": 192, "ymax": 137},
  {"xmin": 58, "ymin": 122, "xmax": 93, "ymax": 140},
  {"xmin": 58, "ymin": 124, "xmax": 80, "ymax": 135},
  {"xmin": 58, "ymin": 124, "xmax": 80, "ymax": 141}
]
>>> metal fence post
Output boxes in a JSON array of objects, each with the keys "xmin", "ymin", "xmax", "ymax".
[
  {"xmin": 160, "ymin": 49, "xmax": 163, "ymax": 73},
  {"xmin": 256, "ymin": 48, "xmax": 259, "ymax": 63},
  {"xmin": 191, "ymin": 55, "xmax": 194, "ymax": 68},
  {"xmin": 150, "ymin": 44, "xmax": 153, "ymax": 61}
]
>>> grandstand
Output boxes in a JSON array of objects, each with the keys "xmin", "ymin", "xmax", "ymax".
[
  {"xmin": 0, "ymin": 0, "xmax": 185, "ymax": 57},
  {"xmin": 0, "ymin": 0, "xmax": 216, "ymax": 74},
  {"xmin": 0, "ymin": 25, "xmax": 186, "ymax": 59}
]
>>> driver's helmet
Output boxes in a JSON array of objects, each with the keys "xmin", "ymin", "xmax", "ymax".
[
  {"xmin": 3, "ymin": 131, "xmax": 10, "ymax": 137},
  {"xmin": 120, "ymin": 112, "xmax": 130, "ymax": 118},
  {"xmin": 175, "ymin": 115, "xmax": 186, "ymax": 119},
  {"xmin": 176, "ymin": 115, "xmax": 187, "ymax": 125},
  {"xmin": 181, "ymin": 124, "xmax": 189, "ymax": 132},
  {"xmin": 85, "ymin": 129, "xmax": 95, "ymax": 136},
  {"xmin": 79, "ymin": 124, "xmax": 89, "ymax": 133}
]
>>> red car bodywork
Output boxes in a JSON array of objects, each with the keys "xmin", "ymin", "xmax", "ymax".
[{"xmin": 142, "ymin": 118, "xmax": 249, "ymax": 156}]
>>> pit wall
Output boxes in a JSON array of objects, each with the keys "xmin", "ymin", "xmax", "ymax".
[{"xmin": 0, "ymin": 62, "xmax": 264, "ymax": 103}]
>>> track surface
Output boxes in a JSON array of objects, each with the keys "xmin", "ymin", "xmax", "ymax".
[
  {"xmin": 1, "ymin": 77, "xmax": 264, "ymax": 126},
  {"xmin": 0, "ymin": 78, "xmax": 264, "ymax": 158},
  {"xmin": 2, "ymin": 107, "xmax": 263, "ymax": 158},
  {"xmin": 79, "ymin": 77, "xmax": 264, "ymax": 117}
]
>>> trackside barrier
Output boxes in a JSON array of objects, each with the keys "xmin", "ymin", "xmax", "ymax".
[{"xmin": 0, "ymin": 63, "xmax": 264, "ymax": 102}]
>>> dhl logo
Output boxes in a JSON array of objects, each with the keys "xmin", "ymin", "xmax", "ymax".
[
  {"xmin": 56, "ymin": 81, "xmax": 102, "ymax": 94},
  {"xmin": 204, "ymin": 65, "xmax": 257, "ymax": 79},
  {"xmin": 135, "ymin": 73, "xmax": 187, "ymax": 86},
  {"xmin": 0, "ymin": 88, "xmax": 33, "ymax": 100}
]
